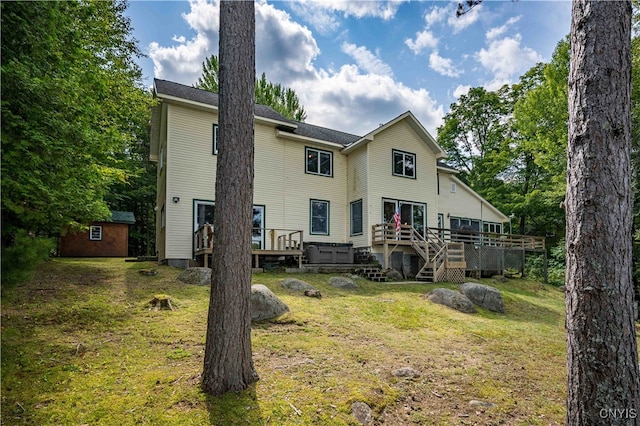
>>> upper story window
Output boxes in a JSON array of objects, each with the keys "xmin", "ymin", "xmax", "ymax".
[
  {"xmin": 89, "ymin": 225, "xmax": 102, "ymax": 241},
  {"xmin": 306, "ymin": 147, "xmax": 333, "ymax": 177},
  {"xmin": 212, "ymin": 123, "xmax": 219, "ymax": 155},
  {"xmin": 393, "ymin": 149, "xmax": 416, "ymax": 179}
]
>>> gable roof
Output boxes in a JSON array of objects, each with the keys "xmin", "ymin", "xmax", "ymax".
[
  {"xmin": 154, "ymin": 79, "xmax": 361, "ymax": 147},
  {"xmin": 342, "ymin": 111, "xmax": 446, "ymax": 158}
]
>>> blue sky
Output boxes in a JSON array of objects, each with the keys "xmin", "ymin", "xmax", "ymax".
[{"xmin": 126, "ymin": 0, "xmax": 571, "ymax": 136}]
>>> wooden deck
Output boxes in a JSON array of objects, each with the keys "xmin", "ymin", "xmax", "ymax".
[
  {"xmin": 371, "ymin": 223, "xmax": 546, "ymax": 282},
  {"xmin": 194, "ymin": 225, "xmax": 304, "ymax": 268}
]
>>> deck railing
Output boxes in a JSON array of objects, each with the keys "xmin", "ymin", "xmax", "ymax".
[
  {"xmin": 371, "ymin": 223, "xmax": 545, "ymax": 251},
  {"xmin": 194, "ymin": 225, "xmax": 304, "ymax": 254}
]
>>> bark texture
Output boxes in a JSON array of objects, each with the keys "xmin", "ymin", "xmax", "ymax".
[
  {"xmin": 202, "ymin": 0, "xmax": 258, "ymax": 396},
  {"xmin": 566, "ymin": 1, "xmax": 639, "ymax": 424}
]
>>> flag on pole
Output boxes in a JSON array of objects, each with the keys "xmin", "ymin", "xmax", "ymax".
[{"xmin": 393, "ymin": 208, "xmax": 401, "ymax": 234}]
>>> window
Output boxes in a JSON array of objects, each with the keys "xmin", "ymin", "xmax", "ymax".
[
  {"xmin": 306, "ymin": 147, "xmax": 333, "ymax": 177},
  {"xmin": 483, "ymin": 222, "xmax": 503, "ymax": 234},
  {"xmin": 310, "ymin": 199, "xmax": 329, "ymax": 235},
  {"xmin": 89, "ymin": 226, "xmax": 102, "ymax": 241},
  {"xmin": 350, "ymin": 200, "xmax": 363, "ymax": 236},
  {"xmin": 212, "ymin": 123, "xmax": 219, "ymax": 155},
  {"xmin": 450, "ymin": 182, "xmax": 457, "ymax": 193},
  {"xmin": 383, "ymin": 199, "xmax": 426, "ymax": 237},
  {"xmin": 193, "ymin": 200, "xmax": 265, "ymax": 248},
  {"xmin": 392, "ymin": 150, "xmax": 416, "ymax": 178}
]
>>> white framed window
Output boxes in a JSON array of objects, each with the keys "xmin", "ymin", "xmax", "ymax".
[
  {"xmin": 310, "ymin": 199, "xmax": 329, "ymax": 235},
  {"xmin": 212, "ymin": 124, "xmax": 219, "ymax": 155},
  {"xmin": 483, "ymin": 222, "xmax": 503, "ymax": 234},
  {"xmin": 392, "ymin": 150, "xmax": 416, "ymax": 179},
  {"xmin": 450, "ymin": 182, "xmax": 457, "ymax": 193},
  {"xmin": 89, "ymin": 225, "xmax": 102, "ymax": 241},
  {"xmin": 350, "ymin": 199, "xmax": 363, "ymax": 236},
  {"xmin": 305, "ymin": 147, "xmax": 333, "ymax": 177}
]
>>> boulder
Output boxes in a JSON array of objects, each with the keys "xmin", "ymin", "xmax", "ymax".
[
  {"xmin": 280, "ymin": 278, "xmax": 316, "ymax": 292},
  {"xmin": 460, "ymin": 282, "xmax": 505, "ymax": 313},
  {"xmin": 329, "ymin": 276, "xmax": 358, "ymax": 290},
  {"xmin": 177, "ymin": 267, "xmax": 211, "ymax": 286},
  {"xmin": 385, "ymin": 268, "xmax": 403, "ymax": 281},
  {"xmin": 392, "ymin": 366, "xmax": 420, "ymax": 378},
  {"xmin": 425, "ymin": 288, "xmax": 476, "ymax": 313},
  {"xmin": 304, "ymin": 289, "xmax": 322, "ymax": 298},
  {"xmin": 351, "ymin": 402, "xmax": 372, "ymax": 425},
  {"xmin": 251, "ymin": 284, "xmax": 289, "ymax": 321}
]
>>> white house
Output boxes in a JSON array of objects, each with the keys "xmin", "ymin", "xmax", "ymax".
[{"xmin": 150, "ymin": 79, "xmax": 532, "ymax": 281}]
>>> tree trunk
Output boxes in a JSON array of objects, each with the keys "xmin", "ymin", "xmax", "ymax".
[
  {"xmin": 566, "ymin": 1, "xmax": 639, "ymax": 424},
  {"xmin": 202, "ymin": 0, "xmax": 258, "ymax": 396}
]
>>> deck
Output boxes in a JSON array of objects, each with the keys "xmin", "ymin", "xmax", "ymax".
[
  {"xmin": 194, "ymin": 225, "xmax": 304, "ymax": 268},
  {"xmin": 371, "ymin": 223, "xmax": 546, "ymax": 282}
]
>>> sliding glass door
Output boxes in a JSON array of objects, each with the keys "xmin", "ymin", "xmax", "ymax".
[
  {"xmin": 382, "ymin": 199, "xmax": 426, "ymax": 236},
  {"xmin": 194, "ymin": 200, "xmax": 264, "ymax": 248}
]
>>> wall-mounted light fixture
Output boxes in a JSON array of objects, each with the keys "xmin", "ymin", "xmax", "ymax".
[{"xmin": 172, "ymin": 196, "xmax": 180, "ymax": 204}]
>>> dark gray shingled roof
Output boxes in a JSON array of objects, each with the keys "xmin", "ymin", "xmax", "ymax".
[
  {"xmin": 154, "ymin": 79, "xmax": 362, "ymax": 147},
  {"xmin": 109, "ymin": 211, "xmax": 136, "ymax": 224}
]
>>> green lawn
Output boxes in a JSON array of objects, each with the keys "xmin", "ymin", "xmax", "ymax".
[{"xmin": 2, "ymin": 258, "xmax": 569, "ymax": 425}]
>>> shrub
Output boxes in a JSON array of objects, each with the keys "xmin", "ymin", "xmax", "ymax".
[{"xmin": 1, "ymin": 230, "xmax": 55, "ymax": 287}]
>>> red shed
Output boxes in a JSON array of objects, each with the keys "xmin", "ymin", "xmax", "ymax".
[{"xmin": 59, "ymin": 211, "xmax": 136, "ymax": 257}]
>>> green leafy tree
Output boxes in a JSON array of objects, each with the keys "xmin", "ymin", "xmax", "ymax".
[
  {"xmin": 195, "ymin": 55, "xmax": 306, "ymax": 121},
  {"xmin": 1, "ymin": 1, "xmax": 152, "ymax": 267},
  {"xmin": 195, "ymin": 55, "xmax": 220, "ymax": 93},
  {"xmin": 1, "ymin": 0, "xmax": 151, "ymax": 234}
]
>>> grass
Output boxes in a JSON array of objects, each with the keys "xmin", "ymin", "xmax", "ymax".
[{"xmin": 1, "ymin": 258, "xmax": 572, "ymax": 425}]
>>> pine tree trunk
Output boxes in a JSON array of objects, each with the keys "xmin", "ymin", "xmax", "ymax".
[
  {"xmin": 202, "ymin": 0, "xmax": 258, "ymax": 396},
  {"xmin": 566, "ymin": 1, "xmax": 639, "ymax": 423}
]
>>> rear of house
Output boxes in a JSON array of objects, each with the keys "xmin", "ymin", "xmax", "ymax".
[{"xmin": 150, "ymin": 79, "xmax": 538, "ymax": 280}]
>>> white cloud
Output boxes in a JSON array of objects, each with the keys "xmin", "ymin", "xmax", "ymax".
[
  {"xmin": 341, "ymin": 42, "xmax": 393, "ymax": 77},
  {"xmin": 486, "ymin": 16, "xmax": 521, "ymax": 40},
  {"xmin": 294, "ymin": 65, "xmax": 444, "ymax": 135},
  {"xmin": 288, "ymin": 0, "xmax": 405, "ymax": 35},
  {"xmin": 147, "ymin": 0, "xmax": 445, "ymax": 136},
  {"xmin": 447, "ymin": 3, "xmax": 481, "ymax": 34},
  {"xmin": 405, "ymin": 30, "xmax": 438, "ymax": 54},
  {"xmin": 453, "ymin": 84, "xmax": 471, "ymax": 99},
  {"xmin": 172, "ymin": 35, "xmax": 187, "ymax": 43},
  {"xmin": 429, "ymin": 51, "xmax": 461, "ymax": 78},
  {"xmin": 425, "ymin": 6, "xmax": 449, "ymax": 27},
  {"xmin": 475, "ymin": 34, "xmax": 542, "ymax": 88}
]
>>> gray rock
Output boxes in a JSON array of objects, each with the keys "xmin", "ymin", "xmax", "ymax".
[
  {"xmin": 385, "ymin": 268, "xmax": 403, "ymax": 281},
  {"xmin": 280, "ymin": 278, "xmax": 316, "ymax": 292},
  {"xmin": 460, "ymin": 282, "xmax": 505, "ymax": 313},
  {"xmin": 329, "ymin": 276, "xmax": 358, "ymax": 290},
  {"xmin": 251, "ymin": 284, "xmax": 289, "ymax": 321},
  {"xmin": 425, "ymin": 288, "xmax": 476, "ymax": 313},
  {"xmin": 351, "ymin": 401, "xmax": 372, "ymax": 425},
  {"xmin": 304, "ymin": 289, "xmax": 322, "ymax": 298},
  {"xmin": 177, "ymin": 267, "xmax": 211, "ymax": 286},
  {"xmin": 392, "ymin": 366, "xmax": 420, "ymax": 378}
]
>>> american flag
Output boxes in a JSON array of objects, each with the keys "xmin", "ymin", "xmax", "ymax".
[{"xmin": 393, "ymin": 209, "xmax": 401, "ymax": 234}]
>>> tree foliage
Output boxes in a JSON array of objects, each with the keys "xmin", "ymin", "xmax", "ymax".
[
  {"xmin": 437, "ymin": 39, "xmax": 570, "ymax": 239},
  {"xmin": 195, "ymin": 55, "xmax": 307, "ymax": 121},
  {"xmin": 1, "ymin": 0, "xmax": 153, "ymax": 245}
]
